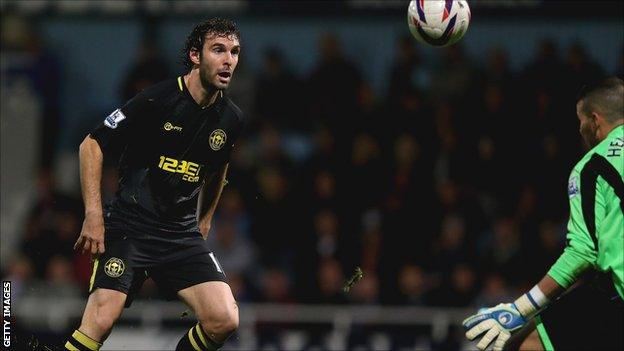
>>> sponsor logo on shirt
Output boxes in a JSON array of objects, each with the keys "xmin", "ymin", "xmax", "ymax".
[
  {"xmin": 164, "ymin": 122, "xmax": 182, "ymax": 132},
  {"xmin": 568, "ymin": 175, "xmax": 579, "ymax": 198},
  {"xmin": 158, "ymin": 155, "xmax": 201, "ymax": 182},
  {"xmin": 104, "ymin": 109, "xmax": 126, "ymax": 129}
]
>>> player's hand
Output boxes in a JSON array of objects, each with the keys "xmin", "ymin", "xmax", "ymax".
[
  {"xmin": 199, "ymin": 219, "xmax": 211, "ymax": 240},
  {"xmin": 462, "ymin": 303, "xmax": 526, "ymax": 351},
  {"xmin": 74, "ymin": 213, "xmax": 106, "ymax": 255}
]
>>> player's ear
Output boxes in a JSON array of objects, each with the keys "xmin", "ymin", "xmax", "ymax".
[
  {"xmin": 592, "ymin": 111, "xmax": 611, "ymax": 138},
  {"xmin": 189, "ymin": 48, "xmax": 201, "ymax": 66},
  {"xmin": 591, "ymin": 111, "xmax": 604, "ymax": 126}
]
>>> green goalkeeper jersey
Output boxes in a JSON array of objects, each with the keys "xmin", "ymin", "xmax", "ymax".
[{"xmin": 548, "ymin": 125, "xmax": 624, "ymax": 299}]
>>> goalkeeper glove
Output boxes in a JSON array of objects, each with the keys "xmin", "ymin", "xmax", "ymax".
[
  {"xmin": 463, "ymin": 285, "xmax": 550, "ymax": 350},
  {"xmin": 462, "ymin": 303, "xmax": 526, "ymax": 351}
]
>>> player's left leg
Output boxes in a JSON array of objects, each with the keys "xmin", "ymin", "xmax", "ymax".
[
  {"xmin": 150, "ymin": 244, "xmax": 237, "ymax": 350},
  {"xmin": 517, "ymin": 329, "xmax": 544, "ymax": 351},
  {"xmin": 176, "ymin": 281, "xmax": 239, "ymax": 350},
  {"xmin": 503, "ymin": 319, "xmax": 544, "ymax": 351}
]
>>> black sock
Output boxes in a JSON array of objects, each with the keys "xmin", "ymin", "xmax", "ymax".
[{"xmin": 176, "ymin": 323, "xmax": 223, "ymax": 351}]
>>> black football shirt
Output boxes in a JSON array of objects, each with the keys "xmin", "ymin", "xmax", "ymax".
[{"xmin": 90, "ymin": 76, "xmax": 243, "ymax": 239}]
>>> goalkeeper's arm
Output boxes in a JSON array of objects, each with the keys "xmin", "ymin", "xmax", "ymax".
[
  {"xmin": 462, "ymin": 265, "xmax": 590, "ymax": 351},
  {"xmin": 463, "ymin": 161, "xmax": 602, "ymax": 350},
  {"xmin": 514, "ymin": 274, "xmax": 564, "ymax": 317},
  {"xmin": 461, "ymin": 276, "xmax": 562, "ymax": 351}
]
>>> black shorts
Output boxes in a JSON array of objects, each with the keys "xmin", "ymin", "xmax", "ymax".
[
  {"xmin": 535, "ymin": 280, "xmax": 623, "ymax": 350},
  {"xmin": 88, "ymin": 230, "xmax": 226, "ymax": 307}
]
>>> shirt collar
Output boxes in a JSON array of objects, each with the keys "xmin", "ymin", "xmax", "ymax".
[{"xmin": 178, "ymin": 75, "xmax": 225, "ymax": 111}]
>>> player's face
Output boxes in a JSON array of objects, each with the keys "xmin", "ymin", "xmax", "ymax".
[
  {"xmin": 577, "ymin": 101, "xmax": 599, "ymax": 149},
  {"xmin": 199, "ymin": 34, "xmax": 240, "ymax": 90}
]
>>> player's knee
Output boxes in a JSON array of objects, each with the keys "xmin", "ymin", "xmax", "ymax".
[
  {"xmin": 203, "ymin": 314, "xmax": 238, "ymax": 336},
  {"xmin": 91, "ymin": 313, "xmax": 116, "ymax": 335},
  {"xmin": 200, "ymin": 305, "xmax": 239, "ymax": 335},
  {"xmin": 80, "ymin": 297, "xmax": 123, "ymax": 340}
]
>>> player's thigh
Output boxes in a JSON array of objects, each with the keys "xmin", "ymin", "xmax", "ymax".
[
  {"xmin": 504, "ymin": 319, "xmax": 543, "ymax": 351},
  {"xmin": 81, "ymin": 234, "xmax": 142, "ymax": 334},
  {"xmin": 177, "ymin": 281, "xmax": 238, "ymax": 326},
  {"xmin": 150, "ymin": 250, "xmax": 235, "ymax": 324},
  {"xmin": 519, "ymin": 329, "xmax": 544, "ymax": 351}
]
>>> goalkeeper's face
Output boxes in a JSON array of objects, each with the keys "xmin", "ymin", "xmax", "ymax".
[
  {"xmin": 197, "ymin": 34, "xmax": 240, "ymax": 91},
  {"xmin": 577, "ymin": 101, "xmax": 599, "ymax": 149}
]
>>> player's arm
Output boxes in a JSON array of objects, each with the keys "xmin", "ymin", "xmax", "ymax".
[
  {"xmin": 524, "ymin": 175, "xmax": 600, "ymax": 303},
  {"xmin": 463, "ymin": 169, "xmax": 601, "ymax": 351},
  {"xmin": 75, "ymin": 95, "xmax": 144, "ymax": 254},
  {"xmin": 536, "ymin": 274, "xmax": 566, "ymax": 299},
  {"xmin": 74, "ymin": 135, "xmax": 106, "ymax": 255},
  {"xmin": 461, "ymin": 272, "xmax": 571, "ymax": 351},
  {"xmin": 197, "ymin": 163, "xmax": 229, "ymax": 239},
  {"xmin": 544, "ymin": 171, "xmax": 600, "ymax": 292}
]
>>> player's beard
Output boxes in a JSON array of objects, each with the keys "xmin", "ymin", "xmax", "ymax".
[
  {"xmin": 580, "ymin": 118, "xmax": 600, "ymax": 150},
  {"xmin": 199, "ymin": 63, "xmax": 227, "ymax": 92},
  {"xmin": 199, "ymin": 66, "xmax": 216, "ymax": 91}
]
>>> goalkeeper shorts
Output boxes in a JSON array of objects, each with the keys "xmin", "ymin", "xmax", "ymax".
[{"xmin": 534, "ymin": 277, "xmax": 623, "ymax": 350}]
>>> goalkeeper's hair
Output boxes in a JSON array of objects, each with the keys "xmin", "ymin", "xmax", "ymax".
[
  {"xmin": 181, "ymin": 18, "xmax": 240, "ymax": 70},
  {"xmin": 577, "ymin": 77, "xmax": 624, "ymax": 123}
]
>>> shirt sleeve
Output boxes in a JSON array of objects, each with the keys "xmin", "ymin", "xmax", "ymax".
[
  {"xmin": 89, "ymin": 93, "xmax": 148, "ymax": 155},
  {"xmin": 219, "ymin": 109, "xmax": 245, "ymax": 164},
  {"xmin": 231, "ymin": 113, "xmax": 245, "ymax": 146},
  {"xmin": 547, "ymin": 169, "xmax": 602, "ymax": 288}
]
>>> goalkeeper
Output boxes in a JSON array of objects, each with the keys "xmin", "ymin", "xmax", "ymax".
[{"xmin": 463, "ymin": 77, "xmax": 623, "ymax": 351}]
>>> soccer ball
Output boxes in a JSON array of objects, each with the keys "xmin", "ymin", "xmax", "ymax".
[{"xmin": 407, "ymin": 0, "xmax": 471, "ymax": 47}]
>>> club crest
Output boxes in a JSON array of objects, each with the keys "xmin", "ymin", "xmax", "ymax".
[
  {"xmin": 209, "ymin": 129, "xmax": 227, "ymax": 151},
  {"xmin": 104, "ymin": 257, "xmax": 125, "ymax": 278}
]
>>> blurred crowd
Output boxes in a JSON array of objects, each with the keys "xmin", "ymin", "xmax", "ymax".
[{"xmin": 4, "ymin": 30, "xmax": 624, "ymax": 311}]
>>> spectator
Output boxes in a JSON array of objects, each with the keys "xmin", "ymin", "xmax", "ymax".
[
  {"xmin": 349, "ymin": 272, "xmax": 379, "ymax": 305},
  {"xmin": 431, "ymin": 214, "xmax": 472, "ymax": 275},
  {"xmin": 316, "ymin": 258, "xmax": 347, "ymax": 304},
  {"xmin": 208, "ymin": 219, "xmax": 256, "ymax": 277},
  {"xmin": 44, "ymin": 255, "xmax": 81, "ymax": 298},
  {"xmin": 120, "ymin": 38, "xmax": 170, "ymax": 101},
  {"xmin": 429, "ymin": 45, "xmax": 477, "ymax": 104},
  {"xmin": 2, "ymin": 255, "xmax": 35, "ymax": 299},
  {"xmin": 20, "ymin": 169, "xmax": 81, "ymax": 277},
  {"xmin": 473, "ymin": 272, "xmax": 515, "ymax": 308},
  {"xmin": 255, "ymin": 48, "xmax": 304, "ymax": 131},
  {"xmin": 307, "ymin": 33, "xmax": 362, "ymax": 136},
  {"xmin": 387, "ymin": 35, "xmax": 427, "ymax": 105},
  {"xmin": 259, "ymin": 268, "xmax": 294, "ymax": 303},
  {"xmin": 429, "ymin": 263, "xmax": 478, "ymax": 307},
  {"xmin": 397, "ymin": 264, "xmax": 429, "ymax": 305},
  {"xmin": 250, "ymin": 165, "xmax": 299, "ymax": 271},
  {"xmin": 478, "ymin": 216, "xmax": 526, "ymax": 284}
]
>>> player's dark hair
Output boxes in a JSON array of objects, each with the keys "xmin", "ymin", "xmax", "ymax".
[
  {"xmin": 577, "ymin": 77, "xmax": 624, "ymax": 123},
  {"xmin": 181, "ymin": 18, "xmax": 240, "ymax": 70}
]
